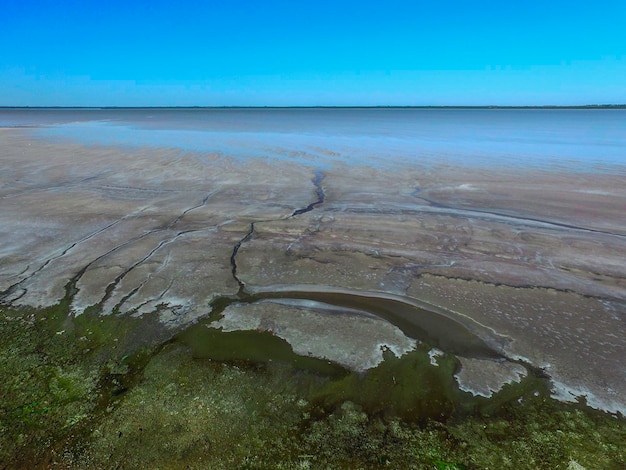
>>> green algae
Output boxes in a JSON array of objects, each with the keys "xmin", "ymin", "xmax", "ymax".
[
  {"xmin": 0, "ymin": 301, "xmax": 166, "ymax": 467},
  {"xmin": 309, "ymin": 344, "xmax": 461, "ymax": 421},
  {"xmin": 1, "ymin": 301, "xmax": 625, "ymax": 469},
  {"xmin": 177, "ymin": 320, "xmax": 347, "ymax": 377}
]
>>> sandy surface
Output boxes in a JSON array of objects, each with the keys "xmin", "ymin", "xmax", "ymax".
[{"xmin": 1, "ymin": 128, "xmax": 625, "ymax": 414}]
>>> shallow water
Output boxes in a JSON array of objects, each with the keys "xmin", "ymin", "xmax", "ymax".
[
  {"xmin": 2, "ymin": 108, "xmax": 625, "ymax": 171},
  {"xmin": 244, "ymin": 289, "xmax": 504, "ymax": 358}
]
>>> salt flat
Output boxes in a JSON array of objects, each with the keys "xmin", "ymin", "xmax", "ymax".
[{"xmin": 1, "ymin": 125, "xmax": 625, "ymax": 415}]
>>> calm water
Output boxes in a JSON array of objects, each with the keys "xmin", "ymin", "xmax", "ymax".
[{"xmin": 1, "ymin": 108, "xmax": 625, "ymax": 171}]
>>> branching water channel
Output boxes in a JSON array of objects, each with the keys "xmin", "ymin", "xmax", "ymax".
[
  {"xmin": 0, "ymin": 167, "xmax": 522, "ymax": 426},
  {"xmin": 216, "ymin": 170, "xmax": 506, "ymax": 362}
]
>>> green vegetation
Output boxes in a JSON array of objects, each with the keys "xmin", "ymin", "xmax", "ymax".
[{"xmin": 1, "ymin": 301, "xmax": 625, "ymax": 469}]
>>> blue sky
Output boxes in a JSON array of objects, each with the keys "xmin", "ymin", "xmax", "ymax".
[{"xmin": 1, "ymin": 0, "xmax": 625, "ymax": 106}]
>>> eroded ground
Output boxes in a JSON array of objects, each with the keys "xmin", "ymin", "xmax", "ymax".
[{"xmin": 1, "ymin": 127, "xmax": 625, "ymax": 467}]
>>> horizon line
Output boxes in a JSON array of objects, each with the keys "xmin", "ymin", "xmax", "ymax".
[{"xmin": 1, "ymin": 104, "xmax": 626, "ymax": 110}]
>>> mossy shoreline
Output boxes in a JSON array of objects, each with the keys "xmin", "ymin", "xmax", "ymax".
[{"xmin": 1, "ymin": 300, "xmax": 624, "ymax": 469}]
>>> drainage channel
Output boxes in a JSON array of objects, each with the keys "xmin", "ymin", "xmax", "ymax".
[{"xmin": 202, "ymin": 285, "xmax": 507, "ymax": 361}]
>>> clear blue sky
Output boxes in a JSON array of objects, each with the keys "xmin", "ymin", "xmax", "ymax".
[{"xmin": 1, "ymin": 0, "xmax": 625, "ymax": 106}]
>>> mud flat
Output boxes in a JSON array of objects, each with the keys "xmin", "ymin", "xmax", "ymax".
[
  {"xmin": 1, "ymin": 126, "xmax": 626, "ymax": 418},
  {"xmin": 237, "ymin": 163, "xmax": 626, "ymax": 414}
]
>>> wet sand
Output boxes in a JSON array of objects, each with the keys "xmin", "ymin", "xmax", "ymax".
[{"xmin": 1, "ymin": 127, "xmax": 625, "ymax": 415}]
